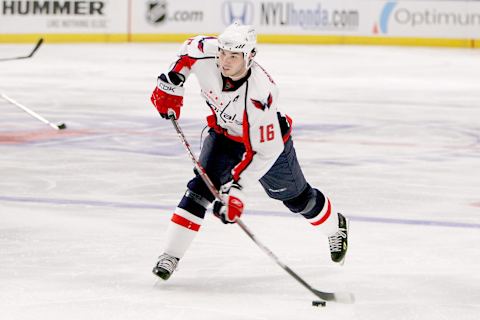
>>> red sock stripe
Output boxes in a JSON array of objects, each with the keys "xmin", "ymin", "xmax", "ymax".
[
  {"xmin": 171, "ymin": 213, "xmax": 201, "ymax": 231},
  {"xmin": 311, "ymin": 199, "xmax": 332, "ymax": 226}
]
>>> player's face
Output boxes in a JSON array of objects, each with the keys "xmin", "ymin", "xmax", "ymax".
[{"xmin": 218, "ymin": 48, "xmax": 247, "ymax": 79}]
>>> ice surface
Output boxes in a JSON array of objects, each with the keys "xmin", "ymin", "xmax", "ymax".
[{"xmin": 1, "ymin": 42, "xmax": 479, "ymax": 320}]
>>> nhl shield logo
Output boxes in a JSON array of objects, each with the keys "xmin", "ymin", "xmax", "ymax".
[{"xmin": 147, "ymin": 0, "xmax": 168, "ymax": 25}]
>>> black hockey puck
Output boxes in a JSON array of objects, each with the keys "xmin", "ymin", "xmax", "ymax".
[
  {"xmin": 57, "ymin": 123, "xmax": 67, "ymax": 130},
  {"xmin": 312, "ymin": 300, "xmax": 326, "ymax": 307}
]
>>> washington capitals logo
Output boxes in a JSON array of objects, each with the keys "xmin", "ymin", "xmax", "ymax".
[{"xmin": 251, "ymin": 93, "xmax": 273, "ymax": 111}]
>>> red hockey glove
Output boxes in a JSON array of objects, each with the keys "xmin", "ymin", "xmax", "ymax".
[
  {"xmin": 213, "ymin": 182, "xmax": 245, "ymax": 224},
  {"xmin": 151, "ymin": 72, "xmax": 185, "ymax": 119}
]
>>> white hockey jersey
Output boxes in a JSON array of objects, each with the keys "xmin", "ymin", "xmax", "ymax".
[{"xmin": 166, "ymin": 36, "xmax": 292, "ymax": 189}]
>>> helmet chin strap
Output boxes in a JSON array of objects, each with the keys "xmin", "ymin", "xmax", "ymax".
[
  {"xmin": 244, "ymin": 55, "xmax": 253, "ymax": 69},
  {"xmin": 244, "ymin": 49, "xmax": 256, "ymax": 69}
]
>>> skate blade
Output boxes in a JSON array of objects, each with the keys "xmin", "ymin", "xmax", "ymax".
[{"xmin": 338, "ymin": 217, "xmax": 350, "ymax": 266}]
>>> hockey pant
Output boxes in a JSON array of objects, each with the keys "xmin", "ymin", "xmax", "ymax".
[{"xmin": 163, "ymin": 129, "xmax": 338, "ymax": 259}]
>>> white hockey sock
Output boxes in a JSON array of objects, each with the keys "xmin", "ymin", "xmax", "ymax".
[
  {"xmin": 164, "ymin": 207, "xmax": 204, "ymax": 259},
  {"xmin": 307, "ymin": 197, "xmax": 339, "ymax": 236}
]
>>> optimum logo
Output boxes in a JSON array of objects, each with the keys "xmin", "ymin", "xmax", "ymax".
[
  {"xmin": 373, "ymin": 0, "xmax": 480, "ymax": 33},
  {"xmin": 373, "ymin": 1, "xmax": 396, "ymax": 34}
]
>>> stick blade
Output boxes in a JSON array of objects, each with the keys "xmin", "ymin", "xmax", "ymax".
[
  {"xmin": 0, "ymin": 37, "xmax": 44, "ymax": 62},
  {"xmin": 312, "ymin": 289, "xmax": 355, "ymax": 304},
  {"xmin": 27, "ymin": 38, "xmax": 44, "ymax": 58}
]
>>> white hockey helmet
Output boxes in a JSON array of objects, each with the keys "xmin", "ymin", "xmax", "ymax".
[{"xmin": 218, "ymin": 22, "xmax": 257, "ymax": 68}]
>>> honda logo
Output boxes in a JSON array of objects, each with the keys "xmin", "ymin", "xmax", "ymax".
[{"xmin": 222, "ymin": 1, "xmax": 254, "ymax": 25}]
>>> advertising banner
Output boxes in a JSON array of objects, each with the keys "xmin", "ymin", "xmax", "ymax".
[
  {"xmin": 370, "ymin": 0, "xmax": 480, "ymax": 38},
  {"xmin": 0, "ymin": 0, "xmax": 127, "ymax": 40},
  {"xmin": 131, "ymin": 0, "xmax": 212, "ymax": 34},
  {"xmin": 249, "ymin": 0, "xmax": 363, "ymax": 35},
  {"xmin": 130, "ymin": 0, "xmax": 364, "ymax": 35},
  {"xmin": 0, "ymin": 0, "xmax": 478, "ymax": 47},
  {"xmin": 131, "ymin": 0, "xmax": 480, "ymax": 40}
]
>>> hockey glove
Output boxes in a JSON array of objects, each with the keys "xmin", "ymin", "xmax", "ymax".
[
  {"xmin": 151, "ymin": 72, "xmax": 185, "ymax": 120},
  {"xmin": 213, "ymin": 182, "xmax": 245, "ymax": 224}
]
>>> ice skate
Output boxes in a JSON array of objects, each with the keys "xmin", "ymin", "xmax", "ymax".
[
  {"xmin": 328, "ymin": 213, "xmax": 349, "ymax": 264},
  {"xmin": 152, "ymin": 253, "xmax": 179, "ymax": 280}
]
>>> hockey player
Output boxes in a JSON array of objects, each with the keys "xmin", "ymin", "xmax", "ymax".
[{"xmin": 150, "ymin": 23, "xmax": 349, "ymax": 280}]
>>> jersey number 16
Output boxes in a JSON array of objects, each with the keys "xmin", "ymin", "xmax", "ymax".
[{"xmin": 259, "ymin": 124, "xmax": 274, "ymax": 143}]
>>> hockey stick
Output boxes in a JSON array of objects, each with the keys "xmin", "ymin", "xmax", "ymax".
[
  {"xmin": 1, "ymin": 93, "xmax": 66, "ymax": 130},
  {"xmin": 169, "ymin": 116, "xmax": 355, "ymax": 304},
  {"xmin": 0, "ymin": 38, "xmax": 44, "ymax": 62}
]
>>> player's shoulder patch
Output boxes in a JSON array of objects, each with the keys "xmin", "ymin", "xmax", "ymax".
[
  {"xmin": 248, "ymin": 64, "xmax": 278, "ymax": 111},
  {"xmin": 250, "ymin": 92, "xmax": 274, "ymax": 112}
]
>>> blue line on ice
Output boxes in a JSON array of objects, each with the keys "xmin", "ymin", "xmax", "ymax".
[{"xmin": 1, "ymin": 195, "xmax": 479, "ymax": 229}]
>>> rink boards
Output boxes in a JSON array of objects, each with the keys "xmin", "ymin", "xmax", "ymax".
[{"xmin": 0, "ymin": 0, "xmax": 479, "ymax": 48}]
